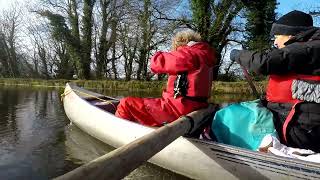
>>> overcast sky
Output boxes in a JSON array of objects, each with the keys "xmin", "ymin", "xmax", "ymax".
[{"xmin": 0, "ymin": 0, "xmax": 16, "ymax": 10}]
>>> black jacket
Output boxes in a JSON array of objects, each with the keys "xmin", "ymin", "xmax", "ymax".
[
  {"xmin": 237, "ymin": 28, "xmax": 320, "ymax": 76},
  {"xmin": 236, "ymin": 28, "xmax": 320, "ymax": 152}
]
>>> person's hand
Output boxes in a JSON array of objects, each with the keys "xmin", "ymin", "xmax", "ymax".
[{"xmin": 230, "ymin": 49, "xmax": 241, "ymax": 62}]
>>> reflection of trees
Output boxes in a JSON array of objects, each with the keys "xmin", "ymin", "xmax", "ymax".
[
  {"xmin": 0, "ymin": 88, "xmax": 19, "ymax": 143},
  {"xmin": 0, "ymin": 87, "xmax": 77, "ymax": 178},
  {"xmin": 36, "ymin": 90, "xmax": 48, "ymax": 120}
]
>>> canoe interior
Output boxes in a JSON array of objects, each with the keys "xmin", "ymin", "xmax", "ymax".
[{"xmin": 85, "ymin": 97, "xmax": 120, "ymax": 115}]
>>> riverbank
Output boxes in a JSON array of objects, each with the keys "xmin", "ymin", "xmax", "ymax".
[{"xmin": 0, "ymin": 78, "xmax": 267, "ymax": 94}]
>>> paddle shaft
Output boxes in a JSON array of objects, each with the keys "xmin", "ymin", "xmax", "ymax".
[
  {"xmin": 241, "ymin": 65, "xmax": 260, "ymax": 99},
  {"xmin": 55, "ymin": 105, "xmax": 215, "ymax": 180}
]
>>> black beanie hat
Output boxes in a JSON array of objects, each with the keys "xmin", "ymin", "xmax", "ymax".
[{"xmin": 270, "ymin": 10, "xmax": 313, "ymax": 36}]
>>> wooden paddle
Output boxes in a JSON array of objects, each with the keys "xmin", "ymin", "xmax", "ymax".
[
  {"xmin": 240, "ymin": 65, "xmax": 260, "ymax": 99},
  {"xmin": 55, "ymin": 105, "xmax": 216, "ymax": 180}
]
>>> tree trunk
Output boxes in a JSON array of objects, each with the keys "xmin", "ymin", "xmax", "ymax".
[
  {"xmin": 67, "ymin": 0, "xmax": 82, "ymax": 79},
  {"xmin": 111, "ymin": 42, "xmax": 117, "ymax": 79},
  {"xmin": 81, "ymin": 0, "xmax": 96, "ymax": 79},
  {"xmin": 7, "ymin": 24, "xmax": 20, "ymax": 77},
  {"xmin": 190, "ymin": 0, "xmax": 243, "ymax": 79},
  {"xmin": 96, "ymin": 0, "xmax": 110, "ymax": 79},
  {"xmin": 122, "ymin": 30, "xmax": 137, "ymax": 81},
  {"xmin": 38, "ymin": 47, "xmax": 49, "ymax": 79},
  {"xmin": 137, "ymin": 0, "xmax": 151, "ymax": 81},
  {"xmin": 0, "ymin": 34, "xmax": 10, "ymax": 77}
]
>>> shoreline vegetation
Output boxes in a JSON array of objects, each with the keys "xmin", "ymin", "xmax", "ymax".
[{"xmin": 0, "ymin": 78, "xmax": 267, "ymax": 94}]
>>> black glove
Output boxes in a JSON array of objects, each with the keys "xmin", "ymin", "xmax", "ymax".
[{"xmin": 230, "ymin": 49, "xmax": 241, "ymax": 62}]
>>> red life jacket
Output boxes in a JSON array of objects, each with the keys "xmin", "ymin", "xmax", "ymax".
[
  {"xmin": 151, "ymin": 42, "xmax": 216, "ymax": 99},
  {"xmin": 166, "ymin": 67, "xmax": 214, "ymax": 99},
  {"xmin": 266, "ymin": 74, "xmax": 320, "ymax": 142}
]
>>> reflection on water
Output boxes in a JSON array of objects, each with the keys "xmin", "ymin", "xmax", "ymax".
[
  {"xmin": 65, "ymin": 125, "xmax": 190, "ymax": 180},
  {"xmin": 0, "ymin": 85, "xmax": 254, "ymax": 180},
  {"xmin": 65, "ymin": 124, "xmax": 113, "ymax": 164},
  {"xmin": 0, "ymin": 87, "xmax": 77, "ymax": 180}
]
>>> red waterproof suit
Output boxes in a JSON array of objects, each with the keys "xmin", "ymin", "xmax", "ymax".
[{"xmin": 115, "ymin": 42, "xmax": 217, "ymax": 126}]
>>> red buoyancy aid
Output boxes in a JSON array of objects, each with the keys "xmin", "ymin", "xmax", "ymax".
[
  {"xmin": 151, "ymin": 42, "xmax": 216, "ymax": 99},
  {"xmin": 165, "ymin": 67, "xmax": 214, "ymax": 98},
  {"xmin": 266, "ymin": 74, "xmax": 320, "ymax": 142}
]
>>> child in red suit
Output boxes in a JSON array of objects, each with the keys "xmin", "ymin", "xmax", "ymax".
[{"xmin": 115, "ymin": 30, "xmax": 217, "ymax": 126}]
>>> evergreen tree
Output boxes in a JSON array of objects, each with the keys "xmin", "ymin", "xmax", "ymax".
[
  {"xmin": 38, "ymin": 11, "xmax": 78, "ymax": 79},
  {"xmin": 81, "ymin": 0, "xmax": 96, "ymax": 79},
  {"xmin": 190, "ymin": 0, "xmax": 211, "ymax": 41},
  {"xmin": 40, "ymin": 0, "xmax": 96, "ymax": 79},
  {"xmin": 244, "ymin": 0, "xmax": 277, "ymax": 50},
  {"xmin": 190, "ymin": 0, "xmax": 244, "ymax": 78}
]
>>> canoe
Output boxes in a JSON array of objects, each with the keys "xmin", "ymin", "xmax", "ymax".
[{"xmin": 62, "ymin": 83, "xmax": 320, "ymax": 180}]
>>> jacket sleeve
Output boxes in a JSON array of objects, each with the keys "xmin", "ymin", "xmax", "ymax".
[
  {"xmin": 150, "ymin": 48, "xmax": 199, "ymax": 75},
  {"xmin": 236, "ymin": 43, "xmax": 312, "ymax": 75}
]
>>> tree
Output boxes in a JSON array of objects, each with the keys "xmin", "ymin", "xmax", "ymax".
[
  {"xmin": 95, "ymin": 0, "xmax": 120, "ymax": 79},
  {"xmin": 0, "ymin": 33, "xmax": 10, "ymax": 77},
  {"xmin": 190, "ymin": 0, "xmax": 211, "ymax": 41},
  {"xmin": 67, "ymin": 0, "xmax": 82, "ymax": 78},
  {"xmin": 52, "ymin": 40, "xmax": 74, "ymax": 79},
  {"xmin": 40, "ymin": 0, "xmax": 96, "ymax": 79},
  {"xmin": 0, "ymin": 5, "xmax": 24, "ymax": 77},
  {"xmin": 118, "ymin": 0, "xmax": 178, "ymax": 81},
  {"xmin": 81, "ymin": 0, "xmax": 96, "ymax": 79},
  {"xmin": 27, "ymin": 21, "xmax": 52, "ymax": 78},
  {"xmin": 244, "ymin": 0, "xmax": 277, "ymax": 50},
  {"xmin": 117, "ymin": 3, "xmax": 138, "ymax": 81},
  {"xmin": 136, "ymin": 0, "xmax": 152, "ymax": 80},
  {"xmin": 190, "ymin": 0, "xmax": 244, "ymax": 78},
  {"xmin": 119, "ymin": 23, "xmax": 138, "ymax": 81},
  {"xmin": 95, "ymin": 0, "xmax": 110, "ymax": 79},
  {"xmin": 310, "ymin": 11, "xmax": 320, "ymax": 16}
]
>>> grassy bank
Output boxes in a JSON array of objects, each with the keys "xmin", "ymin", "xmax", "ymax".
[{"xmin": 0, "ymin": 78, "xmax": 267, "ymax": 94}]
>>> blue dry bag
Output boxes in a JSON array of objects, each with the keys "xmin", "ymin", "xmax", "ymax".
[{"xmin": 212, "ymin": 99, "xmax": 278, "ymax": 150}]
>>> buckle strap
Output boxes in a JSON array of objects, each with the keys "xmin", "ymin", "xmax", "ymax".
[{"xmin": 282, "ymin": 101, "xmax": 301, "ymax": 143}]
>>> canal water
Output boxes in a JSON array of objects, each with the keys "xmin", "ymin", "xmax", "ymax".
[{"xmin": 0, "ymin": 86, "xmax": 254, "ymax": 180}]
